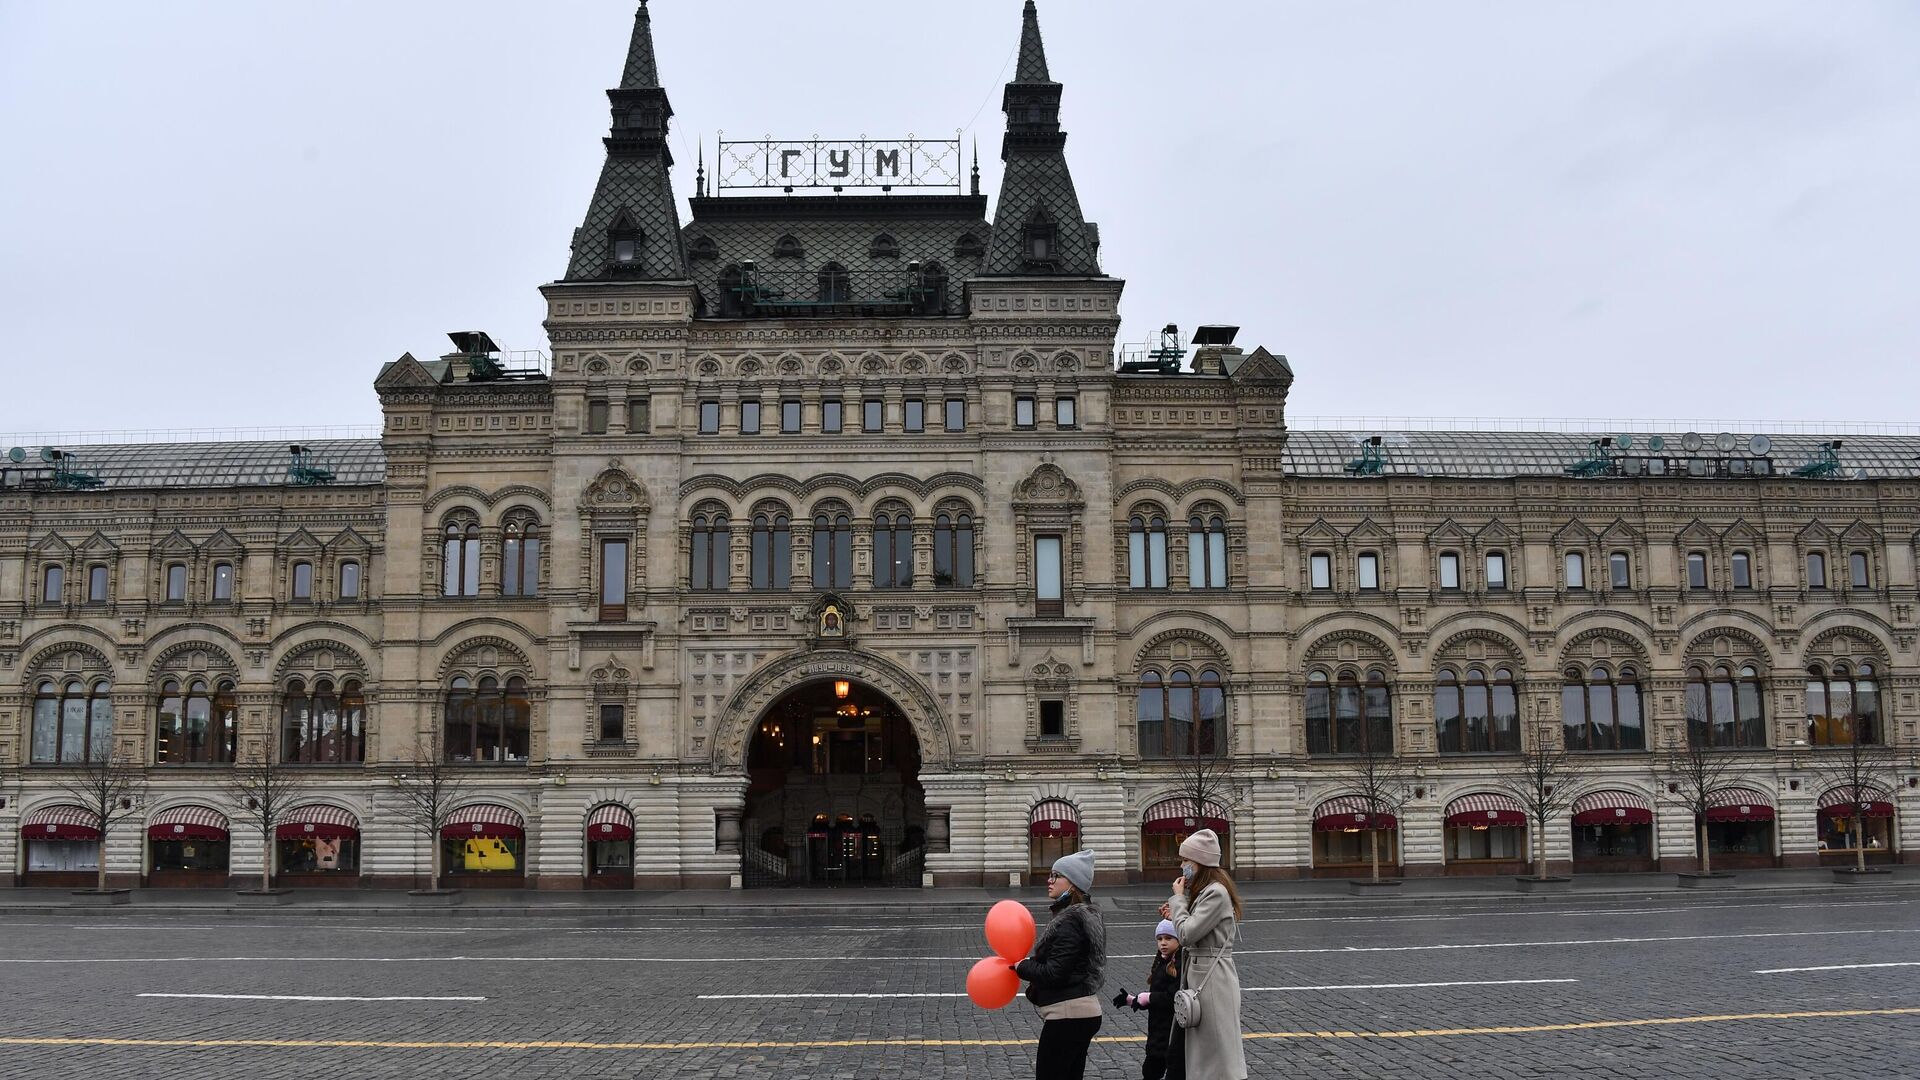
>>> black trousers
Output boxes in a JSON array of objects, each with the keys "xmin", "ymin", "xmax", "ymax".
[
  {"xmin": 1144, "ymin": 1025, "xmax": 1186, "ymax": 1080},
  {"xmin": 1036, "ymin": 1016, "xmax": 1102, "ymax": 1080}
]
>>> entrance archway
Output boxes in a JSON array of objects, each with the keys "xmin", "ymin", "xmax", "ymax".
[{"xmin": 742, "ymin": 677, "xmax": 925, "ymax": 887}]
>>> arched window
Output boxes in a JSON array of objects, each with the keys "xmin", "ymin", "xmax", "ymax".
[
  {"xmin": 444, "ymin": 675, "xmax": 531, "ymax": 764},
  {"xmin": 41, "ymin": 564, "xmax": 64, "ymax": 604},
  {"xmin": 1807, "ymin": 662, "xmax": 1881, "ymax": 746},
  {"xmin": 1564, "ymin": 552, "xmax": 1586, "ymax": 590},
  {"xmin": 690, "ymin": 511, "xmax": 730, "ymax": 591},
  {"xmin": 281, "ymin": 678, "xmax": 367, "ymax": 763},
  {"xmin": 1562, "ymin": 664, "xmax": 1645, "ymax": 751},
  {"xmin": 290, "ymin": 561, "xmax": 313, "ymax": 601},
  {"xmin": 817, "ymin": 262, "xmax": 851, "ymax": 303},
  {"xmin": 1806, "ymin": 551, "xmax": 1828, "ymax": 589},
  {"xmin": 338, "ymin": 560, "xmax": 362, "ymax": 600},
  {"xmin": 1686, "ymin": 664, "xmax": 1767, "ymax": 748},
  {"xmin": 155, "ymin": 678, "xmax": 237, "ymax": 765},
  {"xmin": 1197, "ymin": 668, "xmax": 1226, "ymax": 754},
  {"xmin": 1310, "ymin": 668, "xmax": 1394, "ymax": 755},
  {"xmin": 1135, "ymin": 671, "xmax": 1165, "ymax": 758},
  {"xmin": 442, "ymin": 519, "xmax": 479, "ymax": 597},
  {"xmin": 1188, "ymin": 514, "xmax": 1228, "ymax": 589},
  {"xmin": 211, "ymin": 561, "xmax": 234, "ymax": 602},
  {"xmin": 934, "ymin": 511, "xmax": 975, "ymax": 588},
  {"xmin": 812, "ymin": 512, "xmax": 852, "ymax": 589},
  {"xmin": 750, "ymin": 512, "xmax": 792, "ymax": 590},
  {"xmin": 1128, "ymin": 514, "xmax": 1168, "ymax": 589},
  {"xmin": 502, "ymin": 515, "xmax": 541, "ymax": 597},
  {"xmin": 1437, "ymin": 667, "xmax": 1519, "ymax": 753},
  {"xmin": 31, "ymin": 678, "xmax": 113, "ymax": 764},
  {"xmin": 1136, "ymin": 668, "xmax": 1227, "ymax": 758},
  {"xmin": 873, "ymin": 512, "xmax": 913, "ymax": 589}
]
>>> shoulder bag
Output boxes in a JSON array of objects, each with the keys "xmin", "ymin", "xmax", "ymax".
[{"xmin": 1173, "ymin": 936, "xmax": 1233, "ymax": 1030}]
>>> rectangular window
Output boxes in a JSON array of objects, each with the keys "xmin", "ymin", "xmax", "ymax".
[
  {"xmin": 1609, "ymin": 551, "xmax": 1630, "ymax": 589},
  {"xmin": 1034, "ymin": 534, "xmax": 1064, "ymax": 616},
  {"xmin": 166, "ymin": 563, "xmax": 188, "ymax": 602},
  {"xmin": 291, "ymin": 562, "xmax": 313, "ymax": 601},
  {"xmin": 1731, "ymin": 551, "xmax": 1752, "ymax": 589},
  {"xmin": 41, "ymin": 565, "xmax": 62, "ymax": 604},
  {"xmin": 904, "ymin": 398, "xmax": 925, "ymax": 433},
  {"xmin": 1357, "ymin": 552, "xmax": 1380, "ymax": 591},
  {"xmin": 627, "ymin": 398, "xmax": 650, "ymax": 434},
  {"xmin": 586, "ymin": 399, "xmax": 609, "ymax": 435},
  {"xmin": 598, "ymin": 704, "xmax": 625, "ymax": 742},
  {"xmin": 1688, "ymin": 552, "xmax": 1709, "ymax": 589},
  {"xmin": 1565, "ymin": 552, "xmax": 1585, "ymax": 590},
  {"xmin": 211, "ymin": 562, "xmax": 234, "ymax": 601},
  {"xmin": 698, "ymin": 400, "xmax": 720, "ymax": 434},
  {"xmin": 1485, "ymin": 552, "xmax": 1508, "ymax": 591},
  {"xmin": 945, "ymin": 398, "xmax": 966, "ymax": 432},
  {"xmin": 86, "ymin": 565, "xmax": 109, "ymax": 605},
  {"xmin": 739, "ymin": 400, "xmax": 761, "ymax": 435},
  {"xmin": 781, "ymin": 399, "xmax": 802, "ymax": 433},
  {"xmin": 1055, "ymin": 397, "xmax": 1077, "ymax": 429},
  {"xmin": 1439, "ymin": 553, "xmax": 1461, "ymax": 590},
  {"xmin": 1850, "ymin": 551, "xmax": 1870, "ymax": 588},
  {"xmin": 339, "ymin": 561, "xmax": 361, "ymax": 599},
  {"xmin": 1014, "ymin": 396, "xmax": 1036, "ymax": 428},
  {"xmin": 863, "ymin": 399, "xmax": 884, "ymax": 432},
  {"xmin": 822, "ymin": 400, "xmax": 843, "ymax": 434},
  {"xmin": 1309, "ymin": 552, "xmax": 1332, "ymax": 590},
  {"xmin": 1039, "ymin": 700, "xmax": 1065, "ymax": 738},
  {"xmin": 1806, "ymin": 551, "xmax": 1827, "ymax": 589},
  {"xmin": 600, "ymin": 538, "xmax": 628, "ymax": 621}
]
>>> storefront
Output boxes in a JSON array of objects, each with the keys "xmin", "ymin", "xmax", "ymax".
[
  {"xmin": 275, "ymin": 803, "xmax": 361, "ymax": 886},
  {"xmin": 1311, "ymin": 795, "xmax": 1398, "ymax": 878},
  {"xmin": 1442, "ymin": 792, "xmax": 1529, "ymax": 874},
  {"xmin": 1703, "ymin": 786, "xmax": 1778, "ymax": 869},
  {"xmin": 1028, "ymin": 798, "xmax": 1080, "ymax": 885},
  {"xmin": 1141, "ymin": 797, "xmax": 1230, "ymax": 876},
  {"xmin": 1817, "ymin": 785, "xmax": 1896, "ymax": 866},
  {"xmin": 20, "ymin": 804, "xmax": 102, "ymax": 888},
  {"xmin": 146, "ymin": 805, "xmax": 230, "ymax": 887},
  {"xmin": 585, "ymin": 803, "xmax": 635, "ymax": 888},
  {"xmin": 440, "ymin": 803, "xmax": 526, "ymax": 888},
  {"xmin": 1570, "ymin": 789, "xmax": 1656, "ymax": 872}
]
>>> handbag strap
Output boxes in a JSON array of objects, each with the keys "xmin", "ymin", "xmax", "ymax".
[{"xmin": 1189, "ymin": 938, "xmax": 1233, "ymax": 995}]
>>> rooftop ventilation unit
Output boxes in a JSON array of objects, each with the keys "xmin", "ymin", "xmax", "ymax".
[{"xmin": 287, "ymin": 444, "xmax": 335, "ymax": 486}]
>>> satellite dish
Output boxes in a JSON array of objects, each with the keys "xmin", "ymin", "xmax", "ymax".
[
  {"xmin": 1680, "ymin": 432, "xmax": 1704, "ymax": 452},
  {"xmin": 1615, "ymin": 435, "xmax": 1634, "ymax": 450},
  {"xmin": 39, "ymin": 447, "xmax": 58, "ymax": 463},
  {"xmin": 5, "ymin": 447, "xmax": 22, "ymax": 463},
  {"xmin": 1714, "ymin": 432, "xmax": 1738, "ymax": 453},
  {"xmin": 1648, "ymin": 435, "xmax": 1667, "ymax": 452},
  {"xmin": 1749, "ymin": 434, "xmax": 1772, "ymax": 456}
]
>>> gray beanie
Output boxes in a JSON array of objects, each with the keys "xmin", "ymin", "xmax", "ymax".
[{"xmin": 1052, "ymin": 848, "xmax": 1095, "ymax": 893}]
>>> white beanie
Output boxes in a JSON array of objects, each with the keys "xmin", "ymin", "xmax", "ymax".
[{"xmin": 1052, "ymin": 848, "xmax": 1095, "ymax": 893}]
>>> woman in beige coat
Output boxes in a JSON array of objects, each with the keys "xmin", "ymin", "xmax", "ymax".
[{"xmin": 1164, "ymin": 828, "xmax": 1247, "ymax": 1079}]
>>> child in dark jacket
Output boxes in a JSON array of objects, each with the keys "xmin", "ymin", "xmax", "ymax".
[{"xmin": 1111, "ymin": 918, "xmax": 1185, "ymax": 1080}]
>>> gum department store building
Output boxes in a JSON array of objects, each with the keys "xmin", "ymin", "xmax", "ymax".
[{"xmin": 3, "ymin": 2, "xmax": 1915, "ymax": 890}]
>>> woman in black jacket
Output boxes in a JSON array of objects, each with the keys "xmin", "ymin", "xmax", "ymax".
[
  {"xmin": 1013, "ymin": 848, "xmax": 1106, "ymax": 1080},
  {"xmin": 1114, "ymin": 918, "xmax": 1184, "ymax": 1079}
]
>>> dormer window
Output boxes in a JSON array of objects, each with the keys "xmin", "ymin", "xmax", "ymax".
[
  {"xmin": 869, "ymin": 234, "xmax": 899, "ymax": 259},
  {"xmin": 773, "ymin": 234, "xmax": 805, "ymax": 259},
  {"xmin": 1021, "ymin": 214, "xmax": 1057, "ymax": 269},
  {"xmin": 817, "ymin": 262, "xmax": 850, "ymax": 304},
  {"xmin": 689, "ymin": 236, "xmax": 718, "ymax": 261},
  {"xmin": 954, "ymin": 232, "xmax": 985, "ymax": 259},
  {"xmin": 607, "ymin": 211, "xmax": 642, "ymax": 273},
  {"xmin": 613, "ymin": 238, "xmax": 638, "ymax": 263}
]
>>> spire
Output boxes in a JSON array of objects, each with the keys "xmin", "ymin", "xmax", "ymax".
[
  {"xmin": 970, "ymin": 137, "xmax": 980, "ymax": 196},
  {"xmin": 563, "ymin": 2, "xmax": 687, "ymax": 282},
  {"xmin": 984, "ymin": 1, "xmax": 1100, "ymax": 276},
  {"xmin": 621, "ymin": 1, "xmax": 661, "ymax": 89}
]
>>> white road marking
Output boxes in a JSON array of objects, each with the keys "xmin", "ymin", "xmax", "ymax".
[
  {"xmin": 699, "ymin": 992, "xmax": 968, "ymax": 999},
  {"xmin": 1755, "ymin": 962, "xmax": 1920, "ymax": 975},
  {"xmin": 136, "ymin": 993, "xmax": 486, "ymax": 1002},
  {"xmin": 697, "ymin": 978, "xmax": 1580, "ymax": 999}
]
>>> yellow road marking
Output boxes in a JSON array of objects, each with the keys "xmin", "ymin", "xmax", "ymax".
[{"xmin": 0, "ymin": 1007, "xmax": 1914, "ymax": 1052}]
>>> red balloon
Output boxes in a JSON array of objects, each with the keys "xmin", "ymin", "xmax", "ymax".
[
  {"xmin": 985, "ymin": 899, "xmax": 1036, "ymax": 962},
  {"xmin": 967, "ymin": 955, "xmax": 1021, "ymax": 1009}
]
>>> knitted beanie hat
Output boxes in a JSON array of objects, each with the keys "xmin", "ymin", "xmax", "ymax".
[
  {"xmin": 1178, "ymin": 828, "xmax": 1223, "ymax": 868},
  {"xmin": 1051, "ymin": 848, "xmax": 1095, "ymax": 893}
]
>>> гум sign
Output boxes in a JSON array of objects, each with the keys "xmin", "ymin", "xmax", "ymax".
[{"xmin": 716, "ymin": 136, "xmax": 963, "ymax": 192}]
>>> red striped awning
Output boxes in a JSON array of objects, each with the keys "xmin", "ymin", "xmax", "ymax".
[
  {"xmin": 1312, "ymin": 795, "xmax": 1396, "ymax": 832},
  {"xmin": 1444, "ymin": 792, "xmax": 1527, "ymax": 828},
  {"xmin": 586, "ymin": 803, "xmax": 635, "ymax": 841},
  {"xmin": 21, "ymin": 804, "xmax": 102, "ymax": 842},
  {"xmin": 1142, "ymin": 798, "xmax": 1229, "ymax": 836},
  {"xmin": 441, "ymin": 803, "xmax": 525, "ymax": 839},
  {"xmin": 1030, "ymin": 799, "xmax": 1079, "ymax": 838},
  {"xmin": 1704, "ymin": 787, "xmax": 1775, "ymax": 823},
  {"xmin": 1818, "ymin": 785, "xmax": 1895, "ymax": 819},
  {"xmin": 276, "ymin": 803, "xmax": 361, "ymax": 840},
  {"xmin": 1571, "ymin": 789, "xmax": 1655, "ymax": 826},
  {"xmin": 147, "ymin": 805, "xmax": 229, "ymax": 841}
]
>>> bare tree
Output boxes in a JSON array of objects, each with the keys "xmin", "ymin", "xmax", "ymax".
[
  {"xmin": 51, "ymin": 743, "xmax": 147, "ymax": 893},
  {"xmin": 1496, "ymin": 722, "xmax": 1586, "ymax": 880},
  {"xmin": 390, "ymin": 730, "xmax": 468, "ymax": 891},
  {"xmin": 1170, "ymin": 712, "xmax": 1237, "ymax": 841},
  {"xmin": 1806, "ymin": 734, "xmax": 1902, "ymax": 874},
  {"xmin": 1656, "ymin": 717, "xmax": 1744, "ymax": 877},
  {"xmin": 1328, "ymin": 741, "xmax": 1416, "ymax": 883},
  {"xmin": 222, "ymin": 732, "xmax": 307, "ymax": 893}
]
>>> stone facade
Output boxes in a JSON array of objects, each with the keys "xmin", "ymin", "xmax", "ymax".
[{"xmin": 2, "ymin": 2, "xmax": 1916, "ymax": 889}]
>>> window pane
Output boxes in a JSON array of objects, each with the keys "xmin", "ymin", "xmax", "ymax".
[
  {"xmin": 599, "ymin": 704, "xmax": 625, "ymax": 742},
  {"xmin": 1850, "ymin": 552, "xmax": 1869, "ymax": 587},
  {"xmin": 1485, "ymin": 553, "xmax": 1507, "ymax": 590},
  {"xmin": 873, "ymin": 521, "xmax": 893, "ymax": 588},
  {"xmin": 340, "ymin": 562, "xmax": 361, "ymax": 599},
  {"xmin": 1564, "ymin": 552, "xmax": 1584, "ymax": 589},
  {"xmin": 1617, "ymin": 681, "xmax": 1644, "ymax": 750},
  {"xmin": 43, "ymin": 565, "xmax": 63, "ymax": 603},
  {"xmin": 1731, "ymin": 552, "xmax": 1751, "ymax": 588},
  {"xmin": 1310, "ymin": 553, "xmax": 1331, "ymax": 590},
  {"xmin": 833, "ymin": 523, "xmax": 851, "ymax": 588},
  {"xmin": 864, "ymin": 400, "xmax": 884, "ymax": 432},
  {"xmin": 86, "ymin": 565, "xmax": 108, "ymax": 603},
  {"xmin": 771, "ymin": 523, "xmax": 790, "ymax": 590},
  {"xmin": 698, "ymin": 401, "xmax": 720, "ymax": 433},
  {"xmin": 167, "ymin": 564, "xmax": 187, "ymax": 601},
  {"xmin": 1439, "ymin": 554, "xmax": 1460, "ymax": 589},
  {"xmin": 1129, "ymin": 527, "xmax": 1147, "ymax": 589},
  {"xmin": 1806, "ymin": 552, "xmax": 1826, "ymax": 588},
  {"xmin": 822, "ymin": 401, "xmax": 843, "ymax": 433},
  {"xmin": 1688, "ymin": 553, "xmax": 1708, "ymax": 589},
  {"xmin": 1435, "ymin": 681, "xmax": 1462, "ymax": 752},
  {"xmin": 782, "ymin": 400, "xmax": 802, "ymax": 433},
  {"xmin": 1305, "ymin": 685, "xmax": 1330, "ymax": 755},
  {"xmin": 1055, "ymin": 397, "xmax": 1076, "ymax": 428},
  {"xmin": 1148, "ymin": 529, "xmax": 1168, "ymax": 588},
  {"xmin": 292, "ymin": 562, "xmax": 313, "ymax": 600},
  {"xmin": 601, "ymin": 541, "xmax": 628, "ymax": 605},
  {"xmin": 945, "ymin": 398, "xmax": 965, "ymax": 431},
  {"xmin": 1609, "ymin": 552, "xmax": 1630, "ymax": 588},
  {"xmin": 628, "ymin": 399, "xmax": 650, "ymax": 433},
  {"xmin": 956, "ymin": 519, "xmax": 974, "ymax": 586},
  {"xmin": 462, "ymin": 537, "xmax": 479, "ymax": 596},
  {"xmin": 587, "ymin": 399, "xmax": 609, "ymax": 434},
  {"xmin": 1034, "ymin": 536, "xmax": 1063, "ymax": 600},
  {"xmin": 1561, "ymin": 683, "xmax": 1587, "ymax": 750},
  {"xmin": 1358, "ymin": 554, "xmax": 1379, "ymax": 590},
  {"xmin": 1136, "ymin": 680, "xmax": 1165, "ymax": 758},
  {"xmin": 904, "ymin": 399, "xmax": 924, "ymax": 433},
  {"xmin": 740, "ymin": 401, "xmax": 760, "ymax": 434},
  {"xmin": 209, "ymin": 562, "xmax": 232, "ymax": 600},
  {"xmin": 1015, "ymin": 397, "xmax": 1035, "ymax": 427}
]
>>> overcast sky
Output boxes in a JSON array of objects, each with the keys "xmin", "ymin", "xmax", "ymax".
[{"xmin": 3, "ymin": 1, "xmax": 1917, "ymax": 438}]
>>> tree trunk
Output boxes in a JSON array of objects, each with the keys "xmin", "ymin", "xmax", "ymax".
[
  {"xmin": 430, "ymin": 827, "xmax": 442, "ymax": 890},
  {"xmin": 1854, "ymin": 817, "xmax": 1866, "ymax": 873},
  {"xmin": 96, "ymin": 832, "xmax": 108, "ymax": 893},
  {"xmin": 261, "ymin": 827, "xmax": 273, "ymax": 893},
  {"xmin": 1369, "ymin": 828, "xmax": 1381, "ymax": 882},
  {"xmin": 1533, "ymin": 818, "xmax": 1546, "ymax": 880},
  {"xmin": 1698, "ymin": 817, "xmax": 1712, "ymax": 876}
]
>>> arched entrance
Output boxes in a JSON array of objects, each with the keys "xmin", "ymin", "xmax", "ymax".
[{"xmin": 742, "ymin": 677, "xmax": 926, "ymax": 887}]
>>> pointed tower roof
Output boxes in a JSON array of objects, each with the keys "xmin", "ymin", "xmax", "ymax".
[
  {"xmin": 563, "ymin": 2, "xmax": 687, "ymax": 282},
  {"xmin": 983, "ymin": 1, "xmax": 1100, "ymax": 276}
]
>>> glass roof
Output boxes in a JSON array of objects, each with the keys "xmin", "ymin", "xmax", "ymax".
[
  {"xmin": 5, "ymin": 439, "xmax": 385, "ymax": 490},
  {"xmin": 1283, "ymin": 430, "xmax": 1920, "ymax": 479}
]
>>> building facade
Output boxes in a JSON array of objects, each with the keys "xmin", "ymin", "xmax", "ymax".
[{"xmin": 2, "ymin": 2, "xmax": 1916, "ymax": 890}]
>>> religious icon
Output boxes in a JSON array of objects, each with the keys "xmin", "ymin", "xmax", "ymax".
[{"xmin": 821, "ymin": 604, "xmax": 844, "ymax": 637}]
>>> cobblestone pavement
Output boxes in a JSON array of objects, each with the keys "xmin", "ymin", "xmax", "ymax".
[{"xmin": 0, "ymin": 889, "xmax": 1915, "ymax": 1079}]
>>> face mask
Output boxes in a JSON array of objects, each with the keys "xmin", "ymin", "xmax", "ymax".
[{"xmin": 1181, "ymin": 863, "xmax": 1198, "ymax": 881}]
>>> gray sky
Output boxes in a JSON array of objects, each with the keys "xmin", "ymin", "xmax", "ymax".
[{"xmin": 3, "ymin": 1, "xmax": 1917, "ymax": 437}]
